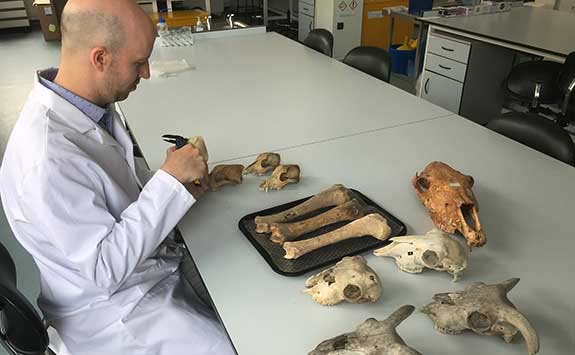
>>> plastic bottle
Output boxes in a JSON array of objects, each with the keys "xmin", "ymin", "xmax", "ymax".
[
  {"xmin": 195, "ymin": 16, "xmax": 205, "ymax": 32},
  {"xmin": 157, "ymin": 14, "xmax": 169, "ymax": 38}
]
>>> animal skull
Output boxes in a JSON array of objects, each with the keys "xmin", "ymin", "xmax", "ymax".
[
  {"xmin": 304, "ymin": 256, "xmax": 382, "ymax": 306},
  {"xmin": 255, "ymin": 184, "xmax": 354, "ymax": 233},
  {"xmin": 243, "ymin": 152, "xmax": 281, "ymax": 176},
  {"xmin": 309, "ymin": 305, "xmax": 422, "ymax": 355},
  {"xmin": 283, "ymin": 213, "xmax": 391, "ymax": 259},
  {"xmin": 413, "ymin": 161, "xmax": 486, "ymax": 249},
  {"xmin": 259, "ymin": 164, "xmax": 301, "ymax": 192},
  {"xmin": 269, "ymin": 199, "xmax": 366, "ymax": 245},
  {"xmin": 373, "ymin": 229, "xmax": 467, "ymax": 281},
  {"xmin": 209, "ymin": 164, "xmax": 244, "ymax": 191},
  {"xmin": 421, "ymin": 278, "xmax": 539, "ymax": 355}
]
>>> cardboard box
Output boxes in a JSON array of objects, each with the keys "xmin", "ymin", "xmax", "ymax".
[{"xmin": 34, "ymin": 0, "xmax": 61, "ymax": 41}]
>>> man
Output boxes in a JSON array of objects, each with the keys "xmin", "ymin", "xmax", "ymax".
[{"xmin": 0, "ymin": 0, "xmax": 235, "ymax": 354}]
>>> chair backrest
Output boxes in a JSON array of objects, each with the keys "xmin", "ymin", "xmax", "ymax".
[
  {"xmin": 343, "ymin": 46, "xmax": 391, "ymax": 83},
  {"xmin": 487, "ymin": 112, "xmax": 575, "ymax": 166},
  {"xmin": 0, "ymin": 242, "xmax": 49, "ymax": 355},
  {"xmin": 303, "ymin": 29, "xmax": 333, "ymax": 57},
  {"xmin": 557, "ymin": 52, "xmax": 575, "ymax": 115},
  {"xmin": 504, "ymin": 60, "xmax": 563, "ymax": 105}
]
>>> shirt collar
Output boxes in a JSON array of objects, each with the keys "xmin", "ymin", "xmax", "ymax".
[{"xmin": 38, "ymin": 68, "xmax": 109, "ymax": 124}]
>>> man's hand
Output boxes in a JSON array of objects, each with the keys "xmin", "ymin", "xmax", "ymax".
[
  {"xmin": 161, "ymin": 145, "xmax": 209, "ymax": 190},
  {"xmin": 184, "ymin": 179, "xmax": 209, "ymax": 199}
]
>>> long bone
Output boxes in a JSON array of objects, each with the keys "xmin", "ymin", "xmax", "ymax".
[
  {"xmin": 283, "ymin": 213, "xmax": 391, "ymax": 259},
  {"xmin": 255, "ymin": 184, "xmax": 355, "ymax": 233},
  {"xmin": 269, "ymin": 199, "xmax": 366, "ymax": 245}
]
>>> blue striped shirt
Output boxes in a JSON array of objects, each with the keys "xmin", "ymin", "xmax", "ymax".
[{"xmin": 38, "ymin": 68, "xmax": 114, "ymax": 137}]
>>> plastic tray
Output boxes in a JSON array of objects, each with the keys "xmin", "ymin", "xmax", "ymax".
[{"xmin": 238, "ymin": 189, "xmax": 407, "ymax": 276}]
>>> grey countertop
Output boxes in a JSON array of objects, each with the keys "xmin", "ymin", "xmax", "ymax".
[
  {"xmin": 422, "ymin": 7, "xmax": 575, "ymax": 57},
  {"xmin": 123, "ymin": 31, "xmax": 575, "ymax": 355},
  {"xmin": 176, "ymin": 115, "xmax": 575, "ymax": 355},
  {"xmin": 120, "ymin": 32, "xmax": 451, "ymax": 168}
]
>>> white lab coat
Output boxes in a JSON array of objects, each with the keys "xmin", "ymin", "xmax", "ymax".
[{"xmin": 0, "ymin": 73, "xmax": 235, "ymax": 355}]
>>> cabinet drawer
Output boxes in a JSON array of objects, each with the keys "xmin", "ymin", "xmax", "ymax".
[
  {"xmin": 428, "ymin": 34, "xmax": 470, "ymax": 64},
  {"xmin": 0, "ymin": 9, "xmax": 27, "ymax": 19},
  {"xmin": 0, "ymin": 1, "xmax": 25, "ymax": 10},
  {"xmin": 420, "ymin": 70, "xmax": 463, "ymax": 114},
  {"xmin": 0, "ymin": 18, "xmax": 29, "ymax": 28},
  {"xmin": 425, "ymin": 53, "xmax": 467, "ymax": 83},
  {"xmin": 299, "ymin": 1, "xmax": 314, "ymax": 17}
]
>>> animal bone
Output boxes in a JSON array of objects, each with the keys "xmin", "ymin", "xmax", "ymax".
[
  {"xmin": 309, "ymin": 305, "xmax": 422, "ymax": 355},
  {"xmin": 283, "ymin": 213, "xmax": 391, "ymax": 259},
  {"xmin": 413, "ymin": 161, "xmax": 486, "ymax": 249},
  {"xmin": 255, "ymin": 184, "xmax": 355, "ymax": 233},
  {"xmin": 421, "ymin": 278, "xmax": 539, "ymax": 355},
  {"xmin": 373, "ymin": 229, "xmax": 467, "ymax": 281},
  {"xmin": 209, "ymin": 164, "xmax": 244, "ymax": 191},
  {"xmin": 304, "ymin": 255, "xmax": 381, "ymax": 306},
  {"xmin": 243, "ymin": 152, "xmax": 280, "ymax": 176},
  {"xmin": 269, "ymin": 199, "xmax": 366, "ymax": 245},
  {"xmin": 188, "ymin": 136, "xmax": 209, "ymax": 162},
  {"xmin": 259, "ymin": 164, "xmax": 300, "ymax": 192}
]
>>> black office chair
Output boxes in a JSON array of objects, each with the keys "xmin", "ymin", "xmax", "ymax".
[
  {"xmin": 504, "ymin": 52, "xmax": 575, "ymax": 126},
  {"xmin": 487, "ymin": 112, "xmax": 575, "ymax": 166},
  {"xmin": 0, "ymin": 242, "xmax": 50, "ymax": 355},
  {"xmin": 303, "ymin": 29, "xmax": 333, "ymax": 57},
  {"xmin": 343, "ymin": 46, "xmax": 391, "ymax": 83}
]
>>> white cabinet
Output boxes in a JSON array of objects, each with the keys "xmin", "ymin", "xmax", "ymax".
[
  {"xmin": 298, "ymin": 13, "xmax": 314, "ymax": 42},
  {"xmin": 0, "ymin": 0, "xmax": 29, "ymax": 29},
  {"xmin": 421, "ymin": 70, "xmax": 463, "ymax": 114},
  {"xmin": 420, "ymin": 31, "xmax": 471, "ymax": 114},
  {"xmin": 298, "ymin": 0, "xmax": 315, "ymax": 42},
  {"xmin": 315, "ymin": 0, "xmax": 363, "ymax": 60}
]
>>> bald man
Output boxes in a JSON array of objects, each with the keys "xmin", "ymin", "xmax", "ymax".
[{"xmin": 0, "ymin": 0, "xmax": 235, "ymax": 354}]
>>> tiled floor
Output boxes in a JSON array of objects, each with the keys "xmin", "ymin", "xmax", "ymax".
[{"xmin": 0, "ymin": 29, "xmax": 60, "ymax": 322}]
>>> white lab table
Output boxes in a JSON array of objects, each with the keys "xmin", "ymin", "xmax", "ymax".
[
  {"xmin": 421, "ymin": 6, "xmax": 574, "ymax": 62},
  {"xmin": 118, "ymin": 32, "xmax": 451, "ymax": 168},
  {"xmin": 175, "ymin": 116, "xmax": 575, "ymax": 355}
]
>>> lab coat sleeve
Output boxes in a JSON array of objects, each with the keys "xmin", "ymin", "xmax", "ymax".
[{"xmin": 20, "ymin": 157, "xmax": 195, "ymax": 293}]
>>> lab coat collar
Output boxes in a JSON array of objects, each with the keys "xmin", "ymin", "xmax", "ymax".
[{"xmin": 33, "ymin": 71, "xmax": 120, "ymax": 149}]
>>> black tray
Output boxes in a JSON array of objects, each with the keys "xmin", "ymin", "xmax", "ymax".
[{"xmin": 238, "ymin": 189, "xmax": 407, "ymax": 276}]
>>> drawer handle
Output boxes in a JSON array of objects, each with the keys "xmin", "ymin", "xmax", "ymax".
[
  {"xmin": 424, "ymin": 78, "xmax": 430, "ymax": 95},
  {"xmin": 441, "ymin": 46, "xmax": 454, "ymax": 52},
  {"xmin": 438, "ymin": 64, "xmax": 452, "ymax": 70},
  {"xmin": 303, "ymin": 7, "xmax": 309, "ymax": 10}
]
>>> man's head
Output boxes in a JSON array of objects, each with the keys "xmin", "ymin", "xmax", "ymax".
[{"xmin": 58, "ymin": 0, "xmax": 156, "ymax": 105}]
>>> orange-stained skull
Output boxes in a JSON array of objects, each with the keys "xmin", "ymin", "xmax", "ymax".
[{"xmin": 412, "ymin": 162, "xmax": 486, "ymax": 249}]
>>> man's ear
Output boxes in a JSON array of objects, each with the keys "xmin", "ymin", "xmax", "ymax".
[{"xmin": 90, "ymin": 46, "xmax": 111, "ymax": 72}]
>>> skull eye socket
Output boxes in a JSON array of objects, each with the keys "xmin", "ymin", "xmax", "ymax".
[
  {"xmin": 323, "ymin": 272, "xmax": 336, "ymax": 286},
  {"xmin": 415, "ymin": 177, "xmax": 429, "ymax": 193},
  {"xmin": 279, "ymin": 166, "xmax": 300, "ymax": 182},
  {"xmin": 467, "ymin": 311, "xmax": 492, "ymax": 332},
  {"xmin": 343, "ymin": 284, "xmax": 362, "ymax": 301},
  {"xmin": 461, "ymin": 204, "xmax": 477, "ymax": 231},
  {"xmin": 422, "ymin": 250, "xmax": 439, "ymax": 267}
]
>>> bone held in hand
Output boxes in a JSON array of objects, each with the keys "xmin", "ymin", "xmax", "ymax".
[
  {"xmin": 269, "ymin": 199, "xmax": 366, "ymax": 245},
  {"xmin": 283, "ymin": 213, "xmax": 391, "ymax": 259},
  {"xmin": 255, "ymin": 184, "xmax": 355, "ymax": 233}
]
